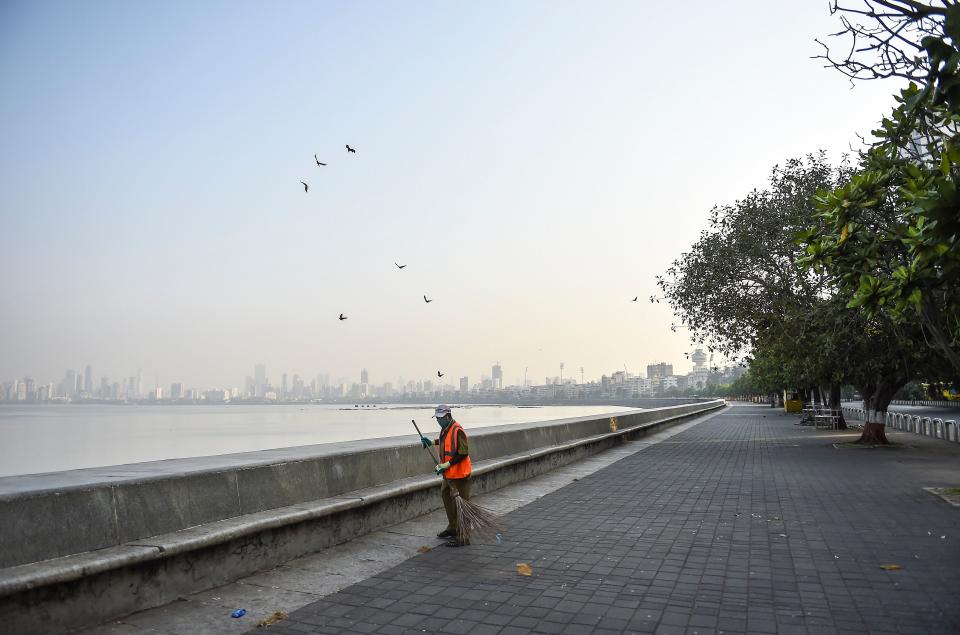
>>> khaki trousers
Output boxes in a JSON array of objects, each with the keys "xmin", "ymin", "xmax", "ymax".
[{"xmin": 440, "ymin": 476, "xmax": 471, "ymax": 532}]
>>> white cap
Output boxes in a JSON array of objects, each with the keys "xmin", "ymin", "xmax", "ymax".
[{"xmin": 433, "ymin": 404, "xmax": 452, "ymax": 418}]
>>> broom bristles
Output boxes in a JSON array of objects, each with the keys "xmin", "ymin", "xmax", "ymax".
[{"xmin": 453, "ymin": 495, "xmax": 501, "ymax": 544}]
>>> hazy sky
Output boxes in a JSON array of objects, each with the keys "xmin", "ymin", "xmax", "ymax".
[{"xmin": 0, "ymin": 1, "xmax": 898, "ymax": 389}]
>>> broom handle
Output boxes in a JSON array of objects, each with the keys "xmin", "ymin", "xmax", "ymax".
[{"xmin": 411, "ymin": 419, "xmax": 441, "ymax": 465}]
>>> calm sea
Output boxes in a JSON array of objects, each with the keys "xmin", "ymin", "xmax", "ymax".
[{"xmin": 0, "ymin": 403, "xmax": 632, "ymax": 477}]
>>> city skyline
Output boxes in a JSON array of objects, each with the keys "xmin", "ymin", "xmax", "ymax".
[{"xmin": 0, "ymin": 351, "xmax": 725, "ymax": 402}]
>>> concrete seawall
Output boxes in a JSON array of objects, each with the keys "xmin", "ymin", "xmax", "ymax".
[{"xmin": 0, "ymin": 400, "xmax": 723, "ymax": 634}]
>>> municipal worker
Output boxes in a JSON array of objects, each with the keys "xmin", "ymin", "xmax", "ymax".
[{"xmin": 420, "ymin": 404, "xmax": 472, "ymax": 547}]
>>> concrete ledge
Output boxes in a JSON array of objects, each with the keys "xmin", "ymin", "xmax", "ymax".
[{"xmin": 0, "ymin": 400, "xmax": 723, "ymax": 634}]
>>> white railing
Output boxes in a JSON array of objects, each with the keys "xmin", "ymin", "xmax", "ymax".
[
  {"xmin": 888, "ymin": 399, "xmax": 960, "ymax": 408},
  {"xmin": 841, "ymin": 407, "xmax": 960, "ymax": 443}
]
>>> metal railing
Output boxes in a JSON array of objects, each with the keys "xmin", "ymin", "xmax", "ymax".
[
  {"xmin": 841, "ymin": 407, "xmax": 960, "ymax": 443},
  {"xmin": 888, "ymin": 399, "xmax": 960, "ymax": 408}
]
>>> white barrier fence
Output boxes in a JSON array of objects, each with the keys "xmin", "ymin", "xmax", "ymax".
[
  {"xmin": 888, "ymin": 399, "xmax": 960, "ymax": 408},
  {"xmin": 842, "ymin": 407, "xmax": 960, "ymax": 443}
]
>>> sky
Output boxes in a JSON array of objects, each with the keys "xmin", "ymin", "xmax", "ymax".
[{"xmin": 0, "ymin": 1, "xmax": 900, "ymax": 389}]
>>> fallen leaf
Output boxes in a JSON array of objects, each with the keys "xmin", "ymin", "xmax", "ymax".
[
  {"xmin": 879, "ymin": 565, "xmax": 901, "ymax": 571},
  {"xmin": 417, "ymin": 546, "xmax": 431, "ymax": 553},
  {"xmin": 516, "ymin": 562, "xmax": 533, "ymax": 576},
  {"xmin": 256, "ymin": 610, "xmax": 287, "ymax": 627}
]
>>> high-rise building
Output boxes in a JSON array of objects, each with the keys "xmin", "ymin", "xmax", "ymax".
[
  {"xmin": 254, "ymin": 363, "xmax": 266, "ymax": 396},
  {"xmin": 646, "ymin": 362, "xmax": 673, "ymax": 382},
  {"xmin": 459, "ymin": 377, "xmax": 469, "ymax": 393},
  {"xmin": 136, "ymin": 369, "xmax": 143, "ymax": 399},
  {"xmin": 360, "ymin": 368, "xmax": 369, "ymax": 385},
  {"xmin": 170, "ymin": 383, "xmax": 184, "ymax": 400},
  {"xmin": 60, "ymin": 369, "xmax": 75, "ymax": 398},
  {"xmin": 281, "ymin": 373, "xmax": 288, "ymax": 398},
  {"xmin": 84, "ymin": 365, "xmax": 93, "ymax": 395},
  {"xmin": 492, "ymin": 363, "xmax": 503, "ymax": 390}
]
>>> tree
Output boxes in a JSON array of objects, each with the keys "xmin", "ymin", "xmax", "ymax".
[
  {"xmin": 658, "ymin": 153, "xmax": 938, "ymax": 441},
  {"xmin": 808, "ymin": 1, "xmax": 960, "ymax": 375},
  {"xmin": 657, "ymin": 154, "xmax": 845, "ymax": 359},
  {"xmin": 657, "ymin": 155, "xmax": 862, "ymax": 411}
]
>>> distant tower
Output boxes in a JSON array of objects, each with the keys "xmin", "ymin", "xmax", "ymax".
[
  {"xmin": 690, "ymin": 348, "xmax": 709, "ymax": 388},
  {"xmin": 281, "ymin": 373, "xmax": 288, "ymax": 398},
  {"xmin": 360, "ymin": 368, "xmax": 369, "ymax": 385},
  {"xmin": 492, "ymin": 362, "xmax": 503, "ymax": 390},
  {"xmin": 62, "ymin": 370, "xmax": 77, "ymax": 397},
  {"xmin": 459, "ymin": 377, "xmax": 469, "ymax": 393},
  {"xmin": 254, "ymin": 363, "xmax": 266, "ymax": 396},
  {"xmin": 84, "ymin": 365, "xmax": 93, "ymax": 395},
  {"xmin": 691, "ymin": 349, "xmax": 707, "ymax": 368},
  {"xmin": 136, "ymin": 368, "xmax": 143, "ymax": 399}
]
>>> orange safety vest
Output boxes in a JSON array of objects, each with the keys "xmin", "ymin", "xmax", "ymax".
[{"xmin": 439, "ymin": 421, "xmax": 472, "ymax": 479}]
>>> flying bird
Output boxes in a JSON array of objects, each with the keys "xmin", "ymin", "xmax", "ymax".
[
  {"xmin": 338, "ymin": 313, "xmax": 347, "ymax": 321},
  {"xmin": 437, "ymin": 371, "xmax": 444, "ymax": 378},
  {"xmin": 314, "ymin": 154, "xmax": 326, "ymax": 166},
  {"xmin": 300, "ymin": 181, "xmax": 309, "ymax": 192},
  {"xmin": 395, "ymin": 262, "xmax": 407, "ymax": 269},
  {"xmin": 423, "ymin": 295, "xmax": 432, "ymax": 303},
  {"xmin": 346, "ymin": 144, "xmax": 357, "ymax": 153},
  {"xmin": 632, "ymin": 296, "xmax": 638, "ymax": 302}
]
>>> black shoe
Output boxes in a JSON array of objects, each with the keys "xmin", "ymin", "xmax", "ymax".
[
  {"xmin": 436, "ymin": 529, "xmax": 455, "ymax": 538},
  {"xmin": 443, "ymin": 537, "xmax": 469, "ymax": 548}
]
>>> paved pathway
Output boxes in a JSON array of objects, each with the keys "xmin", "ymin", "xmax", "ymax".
[{"xmin": 260, "ymin": 405, "xmax": 960, "ymax": 635}]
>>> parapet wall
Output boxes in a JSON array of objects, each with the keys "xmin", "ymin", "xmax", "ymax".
[
  {"xmin": 0, "ymin": 400, "xmax": 724, "ymax": 634},
  {"xmin": 0, "ymin": 401, "xmax": 714, "ymax": 569}
]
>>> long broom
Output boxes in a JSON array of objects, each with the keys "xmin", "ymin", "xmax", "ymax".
[{"xmin": 412, "ymin": 419, "xmax": 501, "ymax": 545}]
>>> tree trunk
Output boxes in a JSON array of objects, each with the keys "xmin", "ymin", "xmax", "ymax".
[
  {"xmin": 856, "ymin": 375, "xmax": 904, "ymax": 444},
  {"xmin": 828, "ymin": 383, "xmax": 847, "ymax": 429}
]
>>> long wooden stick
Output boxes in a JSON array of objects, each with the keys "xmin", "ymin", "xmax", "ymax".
[{"xmin": 411, "ymin": 419, "xmax": 441, "ymax": 465}]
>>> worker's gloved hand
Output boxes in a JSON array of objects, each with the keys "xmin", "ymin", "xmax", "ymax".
[
  {"xmin": 434, "ymin": 461, "xmax": 451, "ymax": 474},
  {"xmin": 420, "ymin": 437, "xmax": 432, "ymax": 448}
]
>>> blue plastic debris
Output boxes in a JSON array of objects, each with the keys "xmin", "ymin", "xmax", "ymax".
[
  {"xmin": 495, "ymin": 533, "xmax": 502, "ymax": 544},
  {"xmin": 231, "ymin": 608, "xmax": 247, "ymax": 618}
]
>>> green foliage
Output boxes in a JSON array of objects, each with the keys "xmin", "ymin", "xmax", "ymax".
[
  {"xmin": 802, "ymin": 11, "xmax": 960, "ymax": 375},
  {"xmin": 657, "ymin": 153, "xmax": 847, "ymax": 360}
]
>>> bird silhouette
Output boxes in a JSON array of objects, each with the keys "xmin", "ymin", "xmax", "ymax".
[
  {"xmin": 338, "ymin": 313, "xmax": 347, "ymax": 321},
  {"xmin": 300, "ymin": 181, "xmax": 309, "ymax": 192},
  {"xmin": 346, "ymin": 144, "xmax": 357, "ymax": 153},
  {"xmin": 632, "ymin": 296, "xmax": 638, "ymax": 302},
  {"xmin": 395, "ymin": 263, "xmax": 407, "ymax": 269},
  {"xmin": 437, "ymin": 371, "xmax": 444, "ymax": 378},
  {"xmin": 315, "ymin": 154, "xmax": 326, "ymax": 166},
  {"xmin": 423, "ymin": 295, "xmax": 432, "ymax": 303}
]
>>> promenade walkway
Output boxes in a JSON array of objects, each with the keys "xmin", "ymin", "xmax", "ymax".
[{"xmin": 258, "ymin": 404, "xmax": 960, "ymax": 635}]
